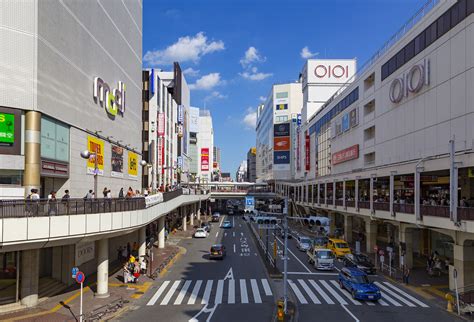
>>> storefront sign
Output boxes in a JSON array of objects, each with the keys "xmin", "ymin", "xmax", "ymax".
[
  {"xmin": 305, "ymin": 133, "xmax": 310, "ymax": 171},
  {"xmin": 157, "ymin": 113, "xmax": 165, "ymax": 137},
  {"xmin": 273, "ymin": 123, "xmax": 290, "ymax": 137},
  {"xmin": 111, "ymin": 145, "xmax": 124, "ymax": 178},
  {"xmin": 201, "ymin": 148, "xmax": 209, "ymax": 171},
  {"xmin": 0, "ymin": 113, "xmax": 15, "ymax": 144},
  {"xmin": 41, "ymin": 160, "xmax": 69, "ymax": 177},
  {"xmin": 128, "ymin": 151, "xmax": 138, "ymax": 177},
  {"xmin": 332, "ymin": 144, "xmax": 359, "ymax": 165},
  {"xmin": 178, "ymin": 105, "xmax": 184, "ymax": 124},
  {"xmin": 315, "ymin": 64, "xmax": 349, "ymax": 79},
  {"xmin": 274, "ymin": 137, "xmax": 290, "ymax": 151},
  {"xmin": 86, "ymin": 136, "xmax": 104, "ymax": 175},
  {"xmin": 389, "ymin": 59, "xmax": 430, "ymax": 104},
  {"xmin": 93, "ymin": 77, "xmax": 126, "ymax": 117},
  {"xmin": 75, "ymin": 242, "xmax": 95, "ymax": 266},
  {"xmin": 274, "ymin": 151, "xmax": 290, "ymax": 164}
]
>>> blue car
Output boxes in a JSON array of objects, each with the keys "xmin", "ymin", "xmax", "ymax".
[
  {"xmin": 222, "ymin": 220, "xmax": 232, "ymax": 228},
  {"xmin": 338, "ymin": 267, "xmax": 381, "ymax": 301}
]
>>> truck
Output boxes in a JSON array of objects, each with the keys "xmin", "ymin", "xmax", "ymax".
[{"xmin": 307, "ymin": 247, "xmax": 335, "ymax": 270}]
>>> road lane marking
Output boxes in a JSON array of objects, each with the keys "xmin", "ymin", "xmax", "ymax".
[
  {"xmin": 240, "ymin": 279, "xmax": 249, "ymax": 303},
  {"xmin": 233, "ymin": 244, "xmax": 236, "ymax": 253},
  {"xmin": 374, "ymin": 282, "xmax": 415, "ymax": 307},
  {"xmin": 233, "ymin": 232, "xmax": 235, "ymax": 237},
  {"xmin": 201, "ymin": 280, "xmax": 214, "ymax": 304},
  {"xmin": 319, "ymin": 280, "xmax": 347, "ymax": 305},
  {"xmin": 174, "ymin": 280, "xmax": 191, "ymax": 305},
  {"xmin": 241, "ymin": 232, "xmax": 244, "ymax": 236},
  {"xmin": 329, "ymin": 280, "xmax": 362, "ymax": 306},
  {"xmin": 187, "ymin": 280, "xmax": 202, "ymax": 305},
  {"xmin": 228, "ymin": 279, "xmax": 235, "ymax": 304},
  {"xmin": 308, "ymin": 280, "xmax": 334, "ymax": 304},
  {"xmin": 287, "ymin": 272, "xmax": 338, "ymax": 276},
  {"xmin": 233, "ymin": 216, "xmax": 235, "ymax": 227},
  {"xmin": 288, "ymin": 279, "xmax": 308, "ymax": 304},
  {"xmin": 160, "ymin": 280, "xmax": 181, "ymax": 305},
  {"xmin": 382, "ymin": 282, "xmax": 429, "ymax": 307},
  {"xmin": 147, "ymin": 280, "xmax": 170, "ymax": 306},
  {"xmin": 250, "ymin": 279, "xmax": 262, "ymax": 304},
  {"xmin": 298, "ymin": 279, "xmax": 321, "ymax": 304},
  {"xmin": 215, "ymin": 280, "xmax": 224, "ymax": 304},
  {"xmin": 341, "ymin": 304, "xmax": 360, "ymax": 322},
  {"xmin": 275, "ymin": 236, "xmax": 311, "ymax": 273},
  {"xmin": 261, "ymin": 279, "xmax": 272, "ymax": 296},
  {"xmin": 378, "ymin": 298, "xmax": 390, "ymax": 306},
  {"xmin": 224, "ymin": 232, "xmax": 227, "ymax": 237}
]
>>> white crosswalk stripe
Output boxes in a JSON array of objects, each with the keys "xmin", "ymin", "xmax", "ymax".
[
  {"xmin": 261, "ymin": 278, "xmax": 272, "ymax": 296},
  {"xmin": 174, "ymin": 280, "xmax": 191, "ymax": 305},
  {"xmin": 308, "ymin": 279, "xmax": 334, "ymax": 304},
  {"xmin": 251, "ymin": 279, "xmax": 262, "ymax": 303},
  {"xmin": 289, "ymin": 280, "xmax": 308, "ymax": 304},
  {"xmin": 298, "ymin": 279, "xmax": 321, "ymax": 304},
  {"xmin": 228, "ymin": 279, "xmax": 235, "ymax": 304},
  {"xmin": 240, "ymin": 279, "xmax": 249, "ymax": 304},
  {"xmin": 147, "ymin": 280, "xmax": 170, "ymax": 306},
  {"xmin": 320, "ymin": 280, "xmax": 348, "ymax": 305},
  {"xmin": 374, "ymin": 282, "xmax": 415, "ymax": 307},
  {"xmin": 382, "ymin": 282, "xmax": 429, "ymax": 308},
  {"xmin": 187, "ymin": 280, "xmax": 202, "ymax": 305},
  {"xmin": 329, "ymin": 280, "xmax": 362, "ymax": 305},
  {"xmin": 215, "ymin": 280, "xmax": 224, "ymax": 304},
  {"xmin": 160, "ymin": 281, "xmax": 181, "ymax": 305},
  {"xmin": 201, "ymin": 280, "xmax": 213, "ymax": 305}
]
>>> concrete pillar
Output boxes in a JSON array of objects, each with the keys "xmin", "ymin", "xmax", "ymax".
[
  {"xmin": 329, "ymin": 213, "xmax": 336, "ymax": 236},
  {"xmin": 365, "ymin": 219, "xmax": 377, "ymax": 254},
  {"xmin": 197, "ymin": 203, "xmax": 201, "ymax": 221},
  {"xmin": 20, "ymin": 249, "xmax": 40, "ymax": 307},
  {"xmin": 344, "ymin": 215, "xmax": 353, "ymax": 243},
  {"xmin": 61, "ymin": 245, "xmax": 75, "ymax": 286},
  {"xmin": 415, "ymin": 170, "xmax": 421, "ymax": 221},
  {"xmin": 355, "ymin": 178, "xmax": 359, "ymax": 210},
  {"xmin": 182, "ymin": 208, "xmax": 187, "ymax": 231},
  {"xmin": 190, "ymin": 206, "xmax": 194, "ymax": 227},
  {"xmin": 398, "ymin": 225, "xmax": 413, "ymax": 269},
  {"xmin": 370, "ymin": 176, "xmax": 374, "ymax": 214},
  {"xmin": 343, "ymin": 180, "xmax": 346, "ymax": 209},
  {"xmin": 52, "ymin": 246, "xmax": 62, "ymax": 282},
  {"xmin": 158, "ymin": 216, "xmax": 165, "ymax": 249},
  {"xmin": 452, "ymin": 243, "xmax": 474, "ymax": 290},
  {"xmin": 138, "ymin": 227, "xmax": 146, "ymax": 263},
  {"xmin": 24, "ymin": 111, "xmax": 41, "ymax": 196},
  {"xmin": 96, "ymin": 238, "xmax": 109, "ymax": 298}
]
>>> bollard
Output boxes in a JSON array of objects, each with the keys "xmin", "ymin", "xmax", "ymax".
[
  {"xmin": 445, "ymin": 293, "xmax": 454, "ymax": 313},
  {"xmin": 277, "ymin": 299, "xmax": 285, "ymax": 321}
]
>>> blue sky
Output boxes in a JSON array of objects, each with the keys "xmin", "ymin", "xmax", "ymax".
[{"xmin": 143, "ymin": 0, "xmax": 425, "ymax": 175}]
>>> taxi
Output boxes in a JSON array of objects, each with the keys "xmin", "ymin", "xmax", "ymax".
[{"xmin": 328, "ymin": 238, "xmax": 351, "ymax": 258}]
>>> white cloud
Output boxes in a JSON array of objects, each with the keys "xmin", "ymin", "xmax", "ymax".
[
  {"xmin": 189, "ymin": 73, "xmax": 222, "ymax": 90},
  {"xmin": 143, "ymin": 32, "xmax": 225, "ymax": 66},
  {"xmin": 240, "ymin": 46, "xmax": 266, "ymax": 67},
  {"xmin": 259, "ymin": 96, "xmax": 266, "ymax": 102},
  {"xmin": 183, "ymin": 67, "xmax": 200, "ymax": 77},
  {"xmin": 204, "ymin": 91, "xmax": 227, "ymax": 101},
  {"xmin": 240, "ymin": 69, "xmax": 273, "ymax": 81},
  {"xmin": 243, "ymin": 107, "xmax": 257, "ymax": 129},
  {"xmin": 300, "ymin": 46, "xmax": 319, "ymax": 59}
]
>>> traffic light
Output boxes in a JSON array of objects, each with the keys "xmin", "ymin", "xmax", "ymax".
[{"xmin": 277, "ymin": 299, "xmax": 285, "ymax": 321}]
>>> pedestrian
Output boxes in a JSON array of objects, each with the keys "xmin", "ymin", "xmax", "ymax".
[
  {"xmin": 123, "ymin": 262, "xmax": 131, "ymax": 284},
  {"xmin": 445, "ymin": 257, "xmax": 450, "ymax": 272},
  {"xmin": 133, "ymin": 261, "xmax": 140, "ymax": 283},
  {"xmin": 61, "ymin": 190, "xmax": 70, "ymax": 201},
  {"xmin": 26, "ymin": 188, "xmax": 40, "ymax": 215},
  {"xmin": 403, "ymin": 266, "xmax": 410, "ymax": 284},
  {"xmin": 84, "ymin": 189, "xmax": 93, "ymax": 199},
  {"xmin": 48, "ymin": 191, "xmax": 57, "ymax": 215},
  {"xmin": 126, "ymin": 187, "xmax": 134, "ymax": 198},
  {"xmin": 119, "ymin": 187, "xmax": 124, "ymax": 199},
  {"xmin": 103, "ymin": 187, "xmax": 108, "ymax": 198}
]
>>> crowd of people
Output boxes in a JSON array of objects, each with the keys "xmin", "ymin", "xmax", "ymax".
[{"xmin": 118, "ymin": 242, "xmax": 146, "ymax": 284}]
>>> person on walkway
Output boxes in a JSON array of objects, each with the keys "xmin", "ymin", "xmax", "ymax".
[
  {"xmin": 26, "ymin": 188, "xmax": 40, "ymax": 215},
  {"xmin": 119, "ymin": 187, "xmax": 124, "ymax": 199},
  {"xmin": 126, "ymin": 187, "xmax": 134, "ymax": 198},
  {"xmin": 123, "ymin": 262, "xmax": 132, "ymax": 284},
  {"xmin": 133, "ymin": 260, "xmax": 140, "ymax": 283},
  {"xmin": 403, "ymin": 266, "xmax": 410, "ymax": 284},
  {"xmin": 85, "ymin": 190, "xmax": 93, "ymax": 199},
  {"xmin": 126, "ymin": 242, "xmax": 131, "ymax": 258},
  {"xmin": 61, "ymin": 190, "xmax": 70, "ymax": 201},
  {"xmin": 103, "ymin": 187, "xmax": 108, "ymax": 198},
  {"xmin": 48, "ymin": 191, "xmax": 57, "ymax": 215}
]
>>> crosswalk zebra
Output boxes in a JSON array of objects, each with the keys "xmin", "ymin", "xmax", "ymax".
[
  {"xmin": 147, "ymin": 278, "xmax": 429, "ymax": 308},
  {"xmin": 147, "ymin": 278, "xmax": 273, "ymax": 306},
  {"xmin": 288, "ymin": 279, "xmax": 429, "ymax": 308}
]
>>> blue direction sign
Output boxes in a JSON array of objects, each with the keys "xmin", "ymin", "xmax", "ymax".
[
  {"xmin": 75, "ymin": 271, "xmax": 85, "ymax": 284},
  {"xmin": 245, "ymin": 196, "xmax": 255, "ymax": 211},
  {"xmin": 72, "ymin": 267, "xmax": 79, "ymax": 279}
]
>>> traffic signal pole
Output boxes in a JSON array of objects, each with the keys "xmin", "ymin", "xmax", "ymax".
[{"xmin": 283, "ymin": 197, "xmax": 288, "ymax": 313}]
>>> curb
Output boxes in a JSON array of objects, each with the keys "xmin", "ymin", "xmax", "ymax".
[{"xmin": 158, "ymin": 246, "xmax": 187, "ymax": 278}]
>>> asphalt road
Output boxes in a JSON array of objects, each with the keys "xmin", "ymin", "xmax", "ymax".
[
  {"xmin": 265, "ymin": 222, "xmax": 461, "ymax": 322},
  {"xmin": 119, "ymin": 214, "xmax": 275, "ymax": 322}
]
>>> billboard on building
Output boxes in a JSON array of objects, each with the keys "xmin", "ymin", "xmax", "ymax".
[
  {"xmin": 189, "ymin": 107, "xmax": 200, "ymax": 133},
  {"xmin": 303, "ymin": 59, "xmax": 357, "ymax": 88},
  {"xmin": 332, "ymin": 144, "xmax": 359, "ymax": 165},
  {"xmin": 274, "ymin": 137, "xmax": 290, "ymax": 151},
  {"xmin": 87, "ymin": 136, "xmax": 104, "ymax": 175},
  {"xmin": 0, "ymin": 112, "xmax": 15, "ymax": 144},
  {"xmin": 273, "ymin": 122, "xmax": 291, "ymax": 170},
  {"xmin": 201, "ymin": 148, "xmax": 209, "ymax": 171},
  {"xmin": 111, "ymin": 145, "xmax": 124, "ymax": 177},
  {"xmin": 128, "ymin": 151, "xmax": 138, "ymax": 177}
]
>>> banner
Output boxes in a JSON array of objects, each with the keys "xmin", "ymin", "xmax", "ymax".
[
  {"xmin": 111, "ymin": 145, "xmax": 124, "ymax": 177},
  {"xmin": 201, "ymin": 148, "xmax": 209, "ymax": 171},
  {"xmin": 0, "ymin": 112, "xmax": 15, "ymax": 144},
  {"xmin": 87, "ymin": 136, "xmax": 104, "ymax": 175},
  {"xmin": 305, "ymin": 132, "xmax": 310, "ymax": 171},
  {"xmin": 274, "ymin": 137, "xmax": 290, "ymax": 151},
  {"xmin": 158, "ymin": 113, "xmax": 165, "ymax": 137},
  {"xmin": 128, "ymin": 151, "xmax": 138, "ymax": 177},
  {"xmin": 332, "ymin": 144, "xmax": 359, "ymax": 165},
  {"xmin": 273, "ymin": 123, "xmax": 290, "ymax": 137}
]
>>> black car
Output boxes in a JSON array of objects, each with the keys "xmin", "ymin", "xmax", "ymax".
[
  {"xmin": 343, "ymin": 254, "xmax": 376, "ymax": 274},
  {"xmin": 210, "ymin": 244, "xmax": 226, "ymax": 260}
]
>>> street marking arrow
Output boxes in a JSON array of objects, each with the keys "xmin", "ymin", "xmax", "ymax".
[{"xmin": 224, "ymin": 267, "xmax": 234, "ymax": 281}]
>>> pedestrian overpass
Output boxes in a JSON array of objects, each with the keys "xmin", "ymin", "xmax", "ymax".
[{"xmin": 183, "ymin": 182, "xmax": 277, "ymax": 199}]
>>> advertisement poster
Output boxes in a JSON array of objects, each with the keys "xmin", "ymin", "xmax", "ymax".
[
  {"xmin": 158, "ymin": 113, "xmax": 165, "ymax": 137},
  {"xmin": 274, "ymin": 137, "xmax": 290, "ymax": 151},
  {"xmin": 111, "ymin": 145, "xmax": 124, "ymax": 177},
  {"xmin": 201, "ymin": 148, "xmax": 209, "ymax": 171},
  {"xmin": 305, "ymin": 133, "xmax": 310, "ymax": 171},
  {"xmin": 87, "ymin": 136, "xmax": 104, "ymax": 175},
  {"xmin": 128, "ymin": 151, "xmax": 138, "ymax": 177},
  {"xmin": 342, "ymin": 113, "xmax": 350, "ymax": 132},
  {"xmin": 0, "ymin": 113, "xmax": 15, "ymax": 144}
]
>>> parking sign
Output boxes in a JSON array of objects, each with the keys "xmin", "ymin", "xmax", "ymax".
[{"xmin": 245, "ymin": 197, "xmax": 255, "ymax": 211}]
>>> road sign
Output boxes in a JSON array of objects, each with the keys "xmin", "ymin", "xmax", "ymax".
[
  {"xmin": 72, "ymin": 267, "xmax": 79, "ymax": 279},
  {"xmin": 245, "ymin": 196, "xmax": 255, "ymax": 211},
  {"xmin": 75, "ymin": 271, "xmax": 85, "ymax": 284}
]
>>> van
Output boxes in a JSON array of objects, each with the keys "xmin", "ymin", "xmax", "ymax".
[{"xmin": 328, "ymin": 238, "xmax": 351, "ymax": 258}]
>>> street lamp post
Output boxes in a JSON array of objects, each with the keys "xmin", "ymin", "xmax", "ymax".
[{"xmin": 80, "ymin": 145, "xmax": 99, "ymax": 199}]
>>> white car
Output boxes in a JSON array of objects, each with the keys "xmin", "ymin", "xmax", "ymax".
[{"xmin": 194, "ymin": 228, "xmax": 208, "ymax": 238}]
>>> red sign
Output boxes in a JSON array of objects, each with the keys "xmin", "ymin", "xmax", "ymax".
[
  {"xmin": 201, "ymin": 148, "xmax": 209, "ymax": 171},
  {"xmin": 305, "ymin": 133, "xmax": 310, "ymax": 171},
  {"xmin": 158, "ymin": 113, "xmax": 165, "ymax": 137},
  {"xmin": 75, "ymin": 271, "xmax": 85, "ymax": 284},
  {"xmin": 274, "ymin": 137, "xmax": 290, "ymax": 151},
  {"xmin": 332, "ymin": 144, "xmax": 359, "ymax": 165}
]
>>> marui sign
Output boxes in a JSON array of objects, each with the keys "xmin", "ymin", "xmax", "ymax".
[
  {"xmin": 389, "ymin": 59, "xmax": 430, "ymax": 104},
  {"xmin": 332, "ymin": 144, "xmax": 359, "ymax": 165}
]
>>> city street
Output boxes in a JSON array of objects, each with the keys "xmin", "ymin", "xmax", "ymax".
[{"xmin": 119, "ymin": 215, "xmax": 275, "ymax": 322}]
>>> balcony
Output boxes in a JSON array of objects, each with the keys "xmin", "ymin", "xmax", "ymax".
[
  {"xmin": 335, "ymin": 200, "xmax": 344, "ymax": 206},
  {"xmin": 359, "ymin": 201, "xmax": 370, "ymax": 209},
  {"xmin": 393, "ymin": 203, "xmax": 414, "ymax": 214},
  {"xmin": 420, "ymin": 205, "xmax": 450, "ymax": 218},
  {"xmin": 374, "ymin": 201, "xmax": 390, "ymax": 211}
]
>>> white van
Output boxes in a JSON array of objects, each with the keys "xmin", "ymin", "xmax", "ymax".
[{"xmin": 307, "ymin": 248, "xmax": 335, "ymax": 270}]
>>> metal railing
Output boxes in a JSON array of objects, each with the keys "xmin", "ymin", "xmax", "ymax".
[
  {"xmin": 374, "ymin": 202, "xmax": 390, "ymax": 211},
  {"xmin": 162, "ymin": 188, "xmax": 183, "ymax": 202},
  {"xmin": 420, "ymin": 205, "xmax": 450, "ymax": 218},
  {"xmin": 359, "ymin": 201, "xmax": 370, "ymax": 209},
  {"xmin": 458, "ymin": 207, "xmax": 474, "ymax": 221},
  {"xmin": 393, "ymin": 203, "xmax": 414, "ymax": 214},
  {"xmin": 335, "ymin": 200, "xmax": 343, "ymax": 206}
]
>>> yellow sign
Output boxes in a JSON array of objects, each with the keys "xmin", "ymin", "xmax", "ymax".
[
  {"xmin": 128, "ymin": 152, "xmax": 138, "ymax": 177},
  {"xmin": 87, "ymin": 136, "xmax": 104, "ymax": 175}
]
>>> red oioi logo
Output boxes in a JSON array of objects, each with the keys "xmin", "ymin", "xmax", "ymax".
[{"xmin": 314, "ymin": 65, "xmax": 349, "ymax": 79}]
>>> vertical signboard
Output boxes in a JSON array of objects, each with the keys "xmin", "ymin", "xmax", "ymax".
[
  {"xmin": 128, "ymin": 151, "xmax": 138, "ymax": 177},
  {"xmin": 296, "ymin": 128, "xmax": 301, "ymax": 171},
  {"xmin": 111, "ymin": 145, "xmax": 124, "ymax": 177},
  {"xmin": 273, "ymin": 122, "xmax": 291, "ymax": 170},
  {"xmin": 201, "ymin": 148, "xmax": 209, "ymax": 171},
  {"xmin": 157, "ymin": 113, "xmax": 165, "ymax": 137},
  {"xmin": 305, "ymin": 132, "xmax": 310, "ymax": 171},
  {"xmin": 87, "ymin": 136, "xmax": 104, "ymax": 175}
]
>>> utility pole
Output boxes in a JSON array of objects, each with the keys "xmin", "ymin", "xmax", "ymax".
[{"xmin": 283, "ymin": 197, "xmax": 289, "ymax": 313}]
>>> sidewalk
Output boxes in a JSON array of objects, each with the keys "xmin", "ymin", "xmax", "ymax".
[{"xmin": 0, "ymin": 243, "xmax": 185, "ymax": 322}]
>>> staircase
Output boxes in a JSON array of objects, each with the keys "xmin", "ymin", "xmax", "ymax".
[{"xmin": 39, "ymin": 277, "xmax": 68, "ymax": 299}]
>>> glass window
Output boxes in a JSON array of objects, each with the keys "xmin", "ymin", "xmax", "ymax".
[
  {"xmin": 275, "ymin": 92, "xmax": 288, "ymax": 99},
  {"xmin": 388, "ymin": 57, "xmax": 397, "ymax": 75},
  {"xmin": 0, "ymin": 169, "xmax": 22, "ymax": 185},
  {"xmin": 396, "ymin": 48, "xmax": 405, "ymax": 69},
  {"xmin": 414, "ymin": 32, "xmax": 425, "ymax": 55},
  {"xmin": 468, "ymin": 0, "xmax": 474, "ymax": 15},
  {"xmin": 437, "ymin": 11, "xmax": 451, "ymax": 37},
  {"xmin": 352, "ymin": 275, "xmax": 370, "ymax": 284},
  {"xmin": 405, "ymin": 40, "xmax": 415, "ymax": 62},
  {"xmin": 425, "ymin": 22, "xmax": 437, "ymax": 47}
]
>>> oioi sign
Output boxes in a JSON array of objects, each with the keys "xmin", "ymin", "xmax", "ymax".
[
  {"xmin": 389, "ymin": 59, "xmax": 430, "ymax": 104},
  {"xmin": 93, "ymin": 77, "xmax": 126, "ymax": 117}
]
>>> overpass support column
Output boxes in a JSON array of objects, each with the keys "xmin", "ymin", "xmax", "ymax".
[
  {"xmin": 96, "ymin": 238, "xmax": 109, "ymax": 298},
  {"xmin": 20, "ymin": 249, "xmax": 39, "ymax": 307},
  {"xmin": 452, "ymin": 243, "xmax": 474, "ymax": 290},
  {"xmin": 182, "ymin": 207, "xmax": 187, "ymax": 231},
  {"xmin": 398, "ymin": 224, "xmax": 413, "ymax": 269},
  {"xmin": 196, "ymin": 203, "xmax": 201, "ymax": 221},
  {"xmin": 190, "ymin": 205, "xmax": 194, "ymax": 227},
  {"xmin": 344, "ymin": 215, "xmax": 353, "ymax": 243},
  {"xmin": 365, "ymin": 219, "xmax": 377, "ymax": 255},
  {"xmin": 158, "ymin": 216, "xmax": 165, "ymax": 249},
  {"xmin": 139, "ymin": 227, "xmax": 146, "ymax": 264}
]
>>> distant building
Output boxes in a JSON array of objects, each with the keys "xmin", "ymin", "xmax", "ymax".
[
  {"xmin": 220, "ymin": 172, "xmax": 232, "ymax": 182},
  {"xmin": 236, "ymin": 160, "xmax": 247, "ymax": 182},
  {"xmin": 247, "ymin": 147, "xmax": 257, "ymax": 182}
]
